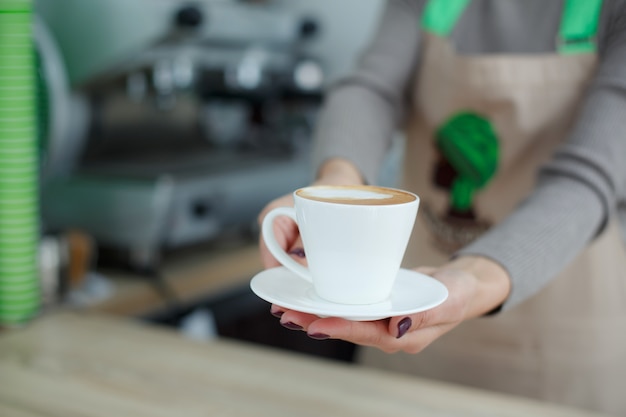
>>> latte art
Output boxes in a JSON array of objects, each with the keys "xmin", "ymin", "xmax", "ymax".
[{"xmin": 296, "ymin": 185, "xmax": 416, "ymax": 206}]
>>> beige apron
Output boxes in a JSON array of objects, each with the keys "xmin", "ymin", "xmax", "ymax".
[{"xmin": 359, "ymin": 3, "xmax": 626, "ymax": 415}]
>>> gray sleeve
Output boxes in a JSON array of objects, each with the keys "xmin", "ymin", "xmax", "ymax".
[
  {"xmin": 311, "ymin": 0, "xmax": 424, "ymax": 184},
  {"xmin": 457, "ymin": 1, "xmax": 626, "ymax": 310}
]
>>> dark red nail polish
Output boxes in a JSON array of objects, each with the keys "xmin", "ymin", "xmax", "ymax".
[
  {"xmin": 281, "ymin": 321, "xmax": 303, "ymax": 331},
  {"xmin": 308, "ymin": 333, "xmax": 330, "ymax": 340},
  {"xmin": 271, "ymin": 309, "xmax": 284, "ymax": 318},
  {"xmin": 396, "ymin": 317, "xmax": 412, "ymax": 339},
  {"xmin": 288, "ymin": 248, "xmax": 306, "ymax": 258}
]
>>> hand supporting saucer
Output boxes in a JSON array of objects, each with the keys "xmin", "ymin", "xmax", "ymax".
[{"xmin": 250, "ymin": 267, "xmax": 448, "ymax": 321}]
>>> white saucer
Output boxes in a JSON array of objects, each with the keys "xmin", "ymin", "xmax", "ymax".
[{"xmin": 250, "ymin": 267, "xmax": 448, "ymax": 321}]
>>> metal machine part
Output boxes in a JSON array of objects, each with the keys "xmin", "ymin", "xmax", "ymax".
[
  {"xmin": 36, "ymin": 0, "xmax": 322, "ymax": 86},
  {"xmin": 38, "ymin": 1, "xmax": 322, "ymax": 268},
  {"xmin": 43, "ymin": 150, "xmax": 311, "ymax": 268},
  {"xmin": 35, "ymin": 17, "xmax": 90, "ymax": 179}
]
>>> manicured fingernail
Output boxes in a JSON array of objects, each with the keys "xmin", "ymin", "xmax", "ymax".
[
  {"xmin": 396, "ymin": 317, "xmax": 412, "ymax": 339},
  {"xmin": 271, "ymin": 309, "xmax": 284, "ymax": 318},
  {"xmin": 308, "ymin": 333, "xmax": 330, "ymax": 340},
  {"xmin": 288, "ymin": 248, "xmax": 306, "ymax": 258},
  {"xmin": 281, "ymin": 321, "xmax": 303, "ymax": 331}
]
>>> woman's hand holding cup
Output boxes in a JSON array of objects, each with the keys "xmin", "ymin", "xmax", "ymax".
[
  {"xmin": 256, "ymin": 158, "xmax": 510, "ymax": 353},
  {"xmin": 257, "ymin": 158, "xmax": 365, "ymax": 269}
]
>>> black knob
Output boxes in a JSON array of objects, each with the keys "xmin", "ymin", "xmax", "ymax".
[
  {"xmin": 176, "ymin": 5, "xmax": 204, "ymax": 28},
  {"xmin": 299, "ymin": 17, "xmax": 320, "ymax": 40},
  {"xmin": 191, "ymin": 200, "xmax": 212, "ymax": 218}
]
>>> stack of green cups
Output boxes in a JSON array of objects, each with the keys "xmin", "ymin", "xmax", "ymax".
[{"xmin": 0, "ymin": 0, "xmax": 41, "ymax": 326}]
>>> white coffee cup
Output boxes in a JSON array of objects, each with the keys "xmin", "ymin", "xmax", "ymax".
[{"xmin": 262, "ymin": 185, "xmax": 419, "ymax": 305}]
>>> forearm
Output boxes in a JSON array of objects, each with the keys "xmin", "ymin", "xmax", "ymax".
[
  {"xmin": 456, "ymin": 10, "xmax": 626, "ymax": 310},
  {"xmin": 312, "ymin": 0, "xmax": 422, "ymax": 185},
  {"xmin": 457, "ymin": 172, "xmax": 605, "ymax": 310},
  {"xmin": 312, "ymin": 86, "xmax": 400, "ymax": 185}
]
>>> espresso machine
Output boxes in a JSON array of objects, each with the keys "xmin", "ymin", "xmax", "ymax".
[{"xmin": 38, "ymin": 0, "xmax": 324, "ymax": 268}]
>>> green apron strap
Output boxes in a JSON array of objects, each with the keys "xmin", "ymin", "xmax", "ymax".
[
  {"xmin": 558, "ymin": 0, "xmax": 603, "ymax": 54},
  {"xmin": 422, "ymin": 0, "xmax": 603, "ymax": 54},
  {"xmin": 421, "ymin": 0, "xmax": 471, "ymax": 36}
]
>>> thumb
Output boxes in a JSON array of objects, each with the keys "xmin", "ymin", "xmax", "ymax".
[
  {"xmin": 386, "ymin": 265, "xmax": 441, "ymax": 337},
  {"xmin": 388, "ymin": 308, "xmax": 437, "ymax": 339},
  {"xmin": 387, "ymin": 265, "xmax": 446, "ymax": 338},
  {"xmin": 415, "ymin": 266, "xmax": 438, "ymax": 276}
]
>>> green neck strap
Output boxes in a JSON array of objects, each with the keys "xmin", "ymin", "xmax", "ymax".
[
  {"xmin": 421, "ymin": 0, "xmax": 470, "ymax": 36},
  {"xmin": 421, "ymin": 0, "xmax": 603, "ymax": 54},
  {"xmin": 558, "ymin": 0, "xmax": 603, "ymax": 54}
]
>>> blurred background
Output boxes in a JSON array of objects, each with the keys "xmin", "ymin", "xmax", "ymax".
[{"xmin": 30, "ymin": 0, "xmax": 398, "ymax": 361}]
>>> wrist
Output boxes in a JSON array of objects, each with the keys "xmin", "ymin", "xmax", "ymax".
[{"xmin": 449, "ymin": 255, "xmax": 511, "ymax": 318}]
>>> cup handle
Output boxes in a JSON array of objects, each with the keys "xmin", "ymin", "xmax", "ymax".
[{"xmin": 262, "ymin": 207, "xmax": 312, "ymax": 283}]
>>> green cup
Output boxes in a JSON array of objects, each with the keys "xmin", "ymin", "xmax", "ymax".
[
  {"xmin": 0, "ymin": 178, "xmax": 38, "ymax": 190},
  {"xmin": 0, "ymin": 149, "xmax": 37, "ymax": 157},
  {"xmin": 0, "ymin": 107, "xmax": 34, "ymax": 115},
  {"xmin": 0, "ymin": 286, "xmax": 39, "ymax": 297},
  {"xmin": 0, "ymin": 183, "xmax": 37, "ymax": 195},
  {"xmin": 0, "ymin": 254, "xmax": 38, "ymax": 265},
  {"xmin": 0, "ymin": 279, "xmax": 38, "ymax": 291},
  {"xmin": 0, "ymin": 276, "xmax": 38, "ymax": 289},
  {"xmin": 0, "ymin": 242, "xmax": 35, "ymax": 254},
  {"xmin": 0, "ymin": 2, "xmax": 32, "ymax": 13},
  {"xmin": 0, "ymin": 305, "xmax": 39, "ymax": 320},
  {"xmin": 0, "ymin": 282, "xmax": 39, "ymax": 292},
  {"xmin": 0, "ymin": 1, "xmax": 39, "ymax": 327},
  {"xmin": 0, "ymin": 138, "xmax": 36, "ymax": 146},
  {"xmin": 0, "ymin": 284, "xmax": 38, "ymax": 298},
  {"xmin": 0, "ymin": 23, "xmax": 31, "ymax": 34},
  {"xmin": 0, "ymin": 68, "xmax": 33, "ymax": 79},
  {"xmin": 0, "ymin": 169, "xmax": 37, "ymax": 181},
  {"xmin": 0, "ymin": 33, "xmax": 31, "ymax": 43},
  {"xmin": 0, "ymin": 226, "xmax": 37, "ymax": 239},
  {"xmin": 0, "ymin": 103, "xmax": 34, "ymax": 116},
  {"xmin": 0, "ymin": 230, "xmax": 37, "ymax": 243},
  {"xmin": 0, "ymin": 168, "xmax": 37, "ymax": 180},
  {"xmin": 0, "ymin": 154, "xmax": 36, "ymax": 163},
  {"xmin": 0, "ymin": 150, "xmax": 36, "ymax": 159},
  {"xmin": 0, "ymin": 309, "xmax": 38, "ymax": 326}
]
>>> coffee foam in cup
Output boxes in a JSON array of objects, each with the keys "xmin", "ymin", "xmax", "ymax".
[{"xmin": 296, "ymin": 185, "xmax": 415, "ymax": 206}]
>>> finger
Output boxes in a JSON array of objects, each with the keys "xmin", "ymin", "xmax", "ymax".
[
  {"xmin": 388, "ymin": 308, "xmax": 439, "ymax": 339},
  {"xmin": 391, "ymin": 321, "xmax": 457, "ymax": 354},
  {"xmin": 305, "ymin": 317, "xmax": 393, "ymax": 349},
  {"xmin": 296, "ymin": 269, "xmax": 472, "ymax": 353},
  {"xmin": 415, "ymin": 266, "xmax": 438, "ymax": 276},
  {"xmin": 259, "ymin": 215, "xmax": 302, "ymax": 268},
  {"xmin": 275, "ymin": 308, "xmax": 321, "ymax": 332},
  {"xmin": 270, "ymin": 304, "xmax": 286, "ymax": 318},
  {"xmin": 257, "ymin": 194, "xmax": 295, "ymax": 225},
  {"xmin": 306, "ymin": 316, "xmax": 455, "ymax": 354},
  {"xmin": 387, "ymin": 269, "xmax": 471, "ymax": 337},
  {"xmin": 258, "ymin": 194, "xmax": 298, "ymax": 268},
  {"xmin": 303, "ymin": 274, "xmax": 459, "ymax": 349},
  {"xmin": 286, "ymin": 237, "xmax": 306, "ymax": 264},
  {"xmin": 259, "ymin": 237, "xmax": 281, "ymax": 268}
]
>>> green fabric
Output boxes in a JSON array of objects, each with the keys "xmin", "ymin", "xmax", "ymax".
[
  {"xmin": 558, "ymin": 0, "xmax": 603, "ymax": 54},
  {"xmin": 436, "ymin": 112, "xmax": 499, "ymax": 211},
  {"xmin": 421, "ymin": 0, "xmax": 470, "ymax": 36},
  {"xmin": 422, "ymin": 0, "xmax": 603, "ymax": 54},
  {"xmin": 451, "ymin": 177, "xmax": 474, "ymax": 211}
]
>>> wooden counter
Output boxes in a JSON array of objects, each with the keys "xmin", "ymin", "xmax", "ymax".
[
  {"xmin": 89, "ymin": 240, "xmax": 263, "ymax": 317},
  {"xmin": 0, "ymin": 312, "xmax": 612, "ymax": 417}
]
